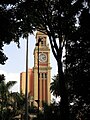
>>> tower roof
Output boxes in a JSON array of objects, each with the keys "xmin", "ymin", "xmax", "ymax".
[{"xmin": 36, "ymin": 31, "xmax": 47, "ymax": 39}]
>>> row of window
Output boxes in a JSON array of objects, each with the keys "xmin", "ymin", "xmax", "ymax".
[
  {"xmin": 39, "ymin": 73, "xmax": 47, "ymax": 78},
  {"xmin": 41, "ymin": 40, "xmax": 46, "ymax": 46}
]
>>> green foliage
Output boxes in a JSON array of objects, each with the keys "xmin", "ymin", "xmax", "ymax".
[
  {"xmin": 0, "ymin": 1, "xmax": 19, "ymax": 64},
  {"xmin": 0, "ymin": 0, "xmax": 90, "ymax": 120},
  {"xmin": 36, "ymin": 102, "xmax": 60, "ymax": 120},
  {"xmin": 0, "ymin": 74, "xmax": 35, "ymax": 120},
  {"xmin": 0, "ymin": 74, "xmax": 5, "ymax": 83},
  {"xmin": 15, "ymin": 1, "xmax": 90, "ymax": 120},
  {"xmin": 50, "ymin": 74, "xmax": 60, "ymax": 97},
  {"xmin": 64, "ymin": 7, "xmax": 90, "ymax": 120},
  {"xmin": 0, "ymin": 74, "xmax": 19, "ymax": 119}
]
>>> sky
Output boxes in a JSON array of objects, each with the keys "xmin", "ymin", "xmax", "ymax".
[{"xmin": 0, "ymin": 34, "xmax": 58, "ymax": 93}]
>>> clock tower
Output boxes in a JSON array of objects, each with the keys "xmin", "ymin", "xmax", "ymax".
[{"xmin": 33, "ymin": 31, "xmax": 51, "ymax": 107}]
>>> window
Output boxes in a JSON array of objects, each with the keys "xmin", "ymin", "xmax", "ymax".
[
  {"xmin": 42, "ymin": 73, "xmax": 44, "ymax": 78},
  {"xmin": 45, "ymin": 73, "xmax": 47, "ymax": 78},
  {"xmin": 41, "ymin": 41, "xmax": 44, "ymax": 46}
]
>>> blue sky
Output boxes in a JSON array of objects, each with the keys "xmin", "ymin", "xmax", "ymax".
[
  {"xmin": 0, "ymin": 35, "xmax": 35, "ymax": 73},
  {"xmin": 0, "ymin": 34, "xmax": 57, "ymax": 92}
]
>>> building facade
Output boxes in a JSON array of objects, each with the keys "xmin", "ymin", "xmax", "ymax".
[{"xmin": 20, "ymin": 31, "xmax": 51, "ymax": 107}]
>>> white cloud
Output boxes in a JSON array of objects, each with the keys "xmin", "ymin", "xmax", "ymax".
[{"xmin": 0, "ymin": 70, "xmax": 20, "ymax": 93}]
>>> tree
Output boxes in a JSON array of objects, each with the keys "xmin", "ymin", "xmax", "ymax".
[
  {"xmin": 36, "ymin": 102, "xmax": 60, "ymax": 120},
  {"xmin": 64, "ymin": 8, "xmax": 90, "ymax": 120},
  {"xmin": 0, "ymin": 0, "xmax": 21, "ymax": 64},
  {"xmin": 0, "ymin": 74, "xmax": 26, "ymax": 120},
  {"xmin": 15, "ymin": 1, "xmax": 74, "ymax": 119},
  {"xmin": 0, "ymin": 74, "xmax": 5, "ymax": 83},
  {"xmin": 10, "ymin": 92, "xmax": 26, "ymax": 119},
  {"xmin": 50, "ymin": 74, "xmax": 60, "ymax": 97},
  {"xmin": 0, "ymin": 0, "xmax": 90, "ymax": 119},
  {"xmin": 15, "ymin": 1, "xmax": 90, "ymax": 119},
  {"xmin": 0, "ymin": 74, "xmax": 17, "ymax": 119}
]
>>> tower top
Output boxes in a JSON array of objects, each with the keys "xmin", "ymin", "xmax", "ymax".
[
  {"xmin": 36, "ymin": 31, "xmax": 49, "ymax": 47},
  {"xmin": 36, "ymin": 31, "xmax": 47, "ymax": 39}
]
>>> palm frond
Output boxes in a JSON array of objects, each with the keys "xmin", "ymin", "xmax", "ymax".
[{"xmin": 6, "ymin": 81, "xmax": 17, "ymax": 90}]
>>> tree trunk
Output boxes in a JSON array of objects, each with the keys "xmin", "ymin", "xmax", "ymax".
[{"xmin": 57, "ymin": 59, "xmax": 69, "ymax": 120}]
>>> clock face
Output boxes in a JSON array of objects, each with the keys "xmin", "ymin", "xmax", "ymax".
[{"xmin": 39, "ymin": 53, "xmax": 47, "ymax": 62}]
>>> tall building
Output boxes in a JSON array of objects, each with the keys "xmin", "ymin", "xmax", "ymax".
[{"xmin": 20, "ymin": 31, "xmax": 51, "ymax": 107}]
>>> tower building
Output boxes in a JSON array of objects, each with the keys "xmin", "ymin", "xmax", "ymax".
[{"xmin": 20, "ymin": 31, "xmax": 51, "ymax": 107}]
